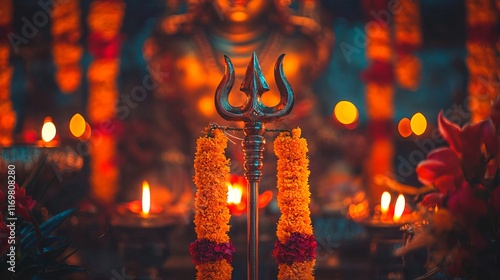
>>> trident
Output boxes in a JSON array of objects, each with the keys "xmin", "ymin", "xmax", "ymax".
[{"xmin": 215, "ymin": 52, "xmax": 294, "ymax": 280}]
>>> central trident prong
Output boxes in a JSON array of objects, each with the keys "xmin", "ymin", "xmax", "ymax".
[
  {"xmin": 214, "ymin": 53, "xmax": 295, "ymax": 280},
  {"xmin": 215, "ymin": 52, "xmax": 294, "ymax": 122}
]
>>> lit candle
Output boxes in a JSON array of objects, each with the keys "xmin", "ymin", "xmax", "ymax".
[
  {"xmin": 141, "ymin": 180, "xmax": 151, "ymax": 218},
  {"xmin": 393, "ymin": 194, "xmax": 405, "ymax": 223},
  {"xmin": 380, "ymin": 191, "xmax": 391, "ymax": 219},
  {"xmin": 125, "ymin": 181, "xmax": 163, "ymax": 216}
]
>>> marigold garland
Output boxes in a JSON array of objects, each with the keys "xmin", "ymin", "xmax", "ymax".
[
  {"xmin": 51, "ymin": 0, "xmax": 82, "ymax": 93},
  {"xmin": 87, "ymin": 0, "xmax": 125, "ymax": 204},
  {"xmin": 394, "ymin": 0, "xmax": 422, "ymax": 91},
  {"xmin": 0, "ymin": 0, "xmax": 15, "ymax": 147},
  {"xmin": 191, "ymin": 129, "xmax": 234, "ymax": 280},
  {"xmin": 362, "ymin": 0, "xmax": 395, "ymax": 200},
  {"xmin": 273, "ymin": 128, "xmax": 316, "ymax": 280},
  {"xmin": 465, "ymin": 0, "xmax": 498, "ymax": 123}
]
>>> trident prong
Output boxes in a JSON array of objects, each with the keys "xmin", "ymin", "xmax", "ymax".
[{"xmin": 215, "ymin": 52, "xmax": 294, "ymax": 122}]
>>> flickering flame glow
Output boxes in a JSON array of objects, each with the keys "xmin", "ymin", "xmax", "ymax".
[
  {"xmin": 141, "ymin": 181, "xmax": 151, "ymax": 217},
  {"xmin": 41, "ymin": 117, "xmax": 56, "ymax": 142},
  {"xmin": 334, "ymin": 101, "xmax": 358, "ymax": 125},
  {"xmin": 381, "ymin": 191, "xmax": 391, "ymax": 217},
  {"xmin": 69, "ymin": 113, "xmax": 86, "ymax": 138},
  {"xmin": 393, "ymin": 194, "xmax": 405, "ymax": 223},
  {"xmin": 227, "ymin": 183, "xmax": 243, "ymax": 205},
  {"xmin": 410, "ymin": 112, "xmax": 427, "ymax": 136}
]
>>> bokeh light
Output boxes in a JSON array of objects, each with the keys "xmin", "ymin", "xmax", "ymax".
[
  {"xmin": 41, "ymin": 117, "xmax": 56, "ymax": 142},
  {"xmin": 398, "ymin": 118, "xmax": 412, "ymax": 137},
  {"xmin": 334, "ymin": 101, "xmax": 359, "ymax": 125},
  {"xmin": 410, "ymin": 112, "xmax": 427, "ymax": 136},
  {"xmin": 70, "ymin": 113, "xmax": 86, "ymax": 138}
]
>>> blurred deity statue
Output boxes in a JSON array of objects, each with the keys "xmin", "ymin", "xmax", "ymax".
[{"xmin": 136, "ymin": 0, "xmax": 336, "ymax": 208}]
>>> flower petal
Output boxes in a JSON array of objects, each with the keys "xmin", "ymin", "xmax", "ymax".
[
  {"xmin": 416, "ymin": 159, "xmax": 451, "ymax": 185},
  {"xmin": 426, "ymin": 147, "xmax": 461, "ymax": 172},
  {"xmin": 461, "ymin": 122, "xmax": 482, "ymax": 167},
  {"xmin": 480, "ymin": 118, "xmax": 498, "ymax": 156},
  {"xmin": 437, "ymin": 111, "xmax": 462, "ymax": 152},
  {"xmin": 421, "ymin": 193, "xmax": 445, "ymax": 207}
]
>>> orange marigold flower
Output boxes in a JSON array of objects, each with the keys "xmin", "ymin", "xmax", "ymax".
[
  {"xmin": 278, "ymin": 260, "xmax": 316, "ymax": 280},
  {"xmin": 196, "ymin": 259, "xmax": 233, "ymax": 280},
  {"xmin": 192, "ymin": 129, "xmax": 233, "ymax": 278},
  {"xmin": 274, "ymin": 128, "xmax": 315, "ymax": 279}
]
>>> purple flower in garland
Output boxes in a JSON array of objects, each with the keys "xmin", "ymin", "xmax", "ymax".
[
  {"xmin": 189, "ymin": 239, "xmax": 236, "ymax": 265},
  {"xmin": 273, "ymin": 232, "xmax": 317, "ymax": 265}
]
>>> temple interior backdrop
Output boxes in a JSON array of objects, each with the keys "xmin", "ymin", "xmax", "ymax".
[{"xmin": 0, "ymin": 0, "xmax": 499, "ymax": 279}]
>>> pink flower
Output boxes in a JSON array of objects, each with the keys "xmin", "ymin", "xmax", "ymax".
[
  {"xmin": 417, "ymin": 112, "xmax": 497, "ymax": 188},
  {"xmin": 189, "ymin": 239, "xmax": 235, "ymax": 265},
  {"xmin": 273, "ymin": 233, "xmax": 317, "ymax": 265}
]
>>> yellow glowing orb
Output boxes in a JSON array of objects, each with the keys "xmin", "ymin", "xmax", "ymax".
[
  {"xmin": 410, "ymin": 112, "xmax": 427, "ymax": 136},
  {"xmin": 70, "ymin": 113, "xmax": 86, "ymax": 138},
  {"xmin": 41, "ymin": 117, "xmax": 56, "ymax": 142},
  {"xmin": 398, "ymin": 118, "xmax": 412, "ymax": 138},
  {"xmin": 334, "ymin": 101, "xmax": 358, "ymax": 125}
]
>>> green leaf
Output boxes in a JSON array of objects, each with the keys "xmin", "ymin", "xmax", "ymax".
[{"xmin": 22, "ymin": 208, "xmax": 77, "ymax": 253}]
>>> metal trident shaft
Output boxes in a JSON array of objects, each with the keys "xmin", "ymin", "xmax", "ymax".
[{"xmin": 215, "ymin": 52, "xmax": 294, "ymax": 280}]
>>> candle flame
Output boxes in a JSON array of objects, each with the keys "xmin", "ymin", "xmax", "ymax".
[
  {"xmin": 227, "ymin": 183, "xmax": 243, "ymax": 205},
  {"xmin": 393, "ymin": 194, "xmax": 405, "ymax": 223},
  {"xmin": 41, "ymin": 117, "xmax": 56, "ymax": 142},
  {"xmin": 380, "ymin": 191, "xmax": 391, "ymax": 215},
  {"xmin": 141, "ymin": 181, "xmax": 151, "ymax": 217}
]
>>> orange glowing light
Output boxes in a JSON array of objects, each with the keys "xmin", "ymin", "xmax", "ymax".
[
  {"xmin": 380, "ymin": 191, "xmax": 391, "ymax": 217},
  {"xmin": 410, "ymin": 112, "xmax": 427, "ymax": 136},
  {"xmin": 393, "ymin": 194, "xmax": 405, "ymax": 223},
  {"xmin": 41, "ymin": 117, "xmax": 57, "ymax": 142},
  {"xmin": 227, "ymin": 183, "xmax": 243, "ymax": 205},
  {"xmin": 198, "ymin": 96, "xmax": 216, "ymax": 117},
  {"xmin": 231, "ymin": 11, "xmax": 248, "ymax": 21},
  {"xmin": 334, "ymin": 101, "xmax": 358, "ymax": 125},
  {"xmin": 398, "ymin": 118, "xmax": 412, "ymax": 138},
  {"xmin": 69, "ymin": 113, "xmax": 86, "ymax": 138},
  {"xmin": 141, "ymin": 181, "xmax": 151, "ymax": 217}
]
